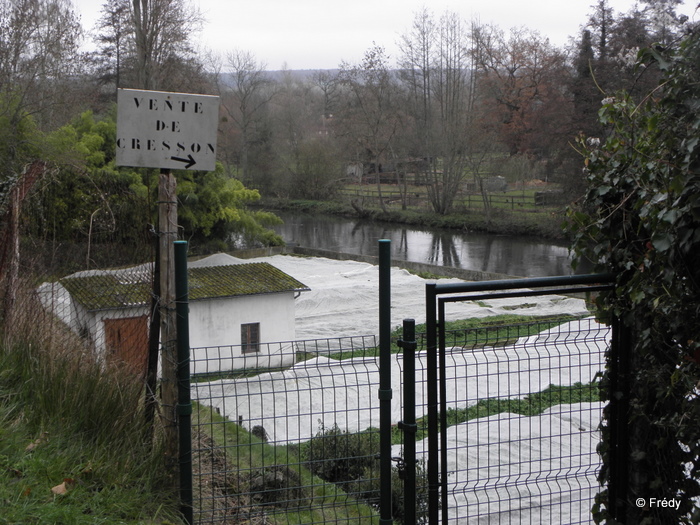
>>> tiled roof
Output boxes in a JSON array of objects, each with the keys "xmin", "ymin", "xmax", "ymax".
[{"xmin": 61, "ymin": 262, "xmax": 309, "ymax": 311}]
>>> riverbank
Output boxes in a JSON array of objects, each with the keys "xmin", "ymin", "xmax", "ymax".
[
  {"xmin": 260, "ymin": 197, "xmax": 570, "ymax": 241},
  {"xmin": 211, "ymin": 244, "xmax": 521, "ymax": 281}
]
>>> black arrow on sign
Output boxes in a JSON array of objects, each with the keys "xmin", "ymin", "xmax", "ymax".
[{"xmin": 171, "ymin": 154, "xmax": 196, "ymax": 169}]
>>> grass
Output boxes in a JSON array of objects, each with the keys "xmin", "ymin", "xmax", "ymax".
[
  {"xmin": 0, "ymin": 307, "xmax": 183, "ymax": 524},
  {"xmin": 327, "ymin": 314, "xmax": 579, "ymax": 360},
  {"xmin": 393, "ymin": 381, "xmax": 602, "ymax": 444},
  {"xmin": 261, "ymin": 192, "xmax": 569, "ymax": 241},
  {"xmin": 192, "ymin": 404, "xmax": 380, "ymax": 524},
  {"xmin": 0, "ymin": 421, "xmax": 176, "ymax": 524},
  {"xmin": 404, "ymin": 269, "xmax": 452, "ymax": 280}
]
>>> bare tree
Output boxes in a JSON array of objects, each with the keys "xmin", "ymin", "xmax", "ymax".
[
  {"xmin": 311, "ymin": 69, "xmax": 341, "ymax": 119},
  {"xmin": 0, "ymin": 0, "xmax": 85, "ymax": 167},
  {"xmin": 0, "ymin": 0, "xmax": 84, "ymax": 133},
  {"xmin": 0, "ymin": 0, "xmax": 82, "ymax": 330},
  {"xmin": 463, "ymin": 126, "xmax": 500, "ymax": 223},
  {"xmin": 337, "ymin": 44, "xmax": 401, "ymax": 213},
  {"xmin": 398, "ymin": 8, "xmax": 436, "ymax": 150},
  {"xmin": 398, "ymin": 10, "xmax": 476, "ymax": 214},
  {"xmin": 128, "ymin": 0, "xmax": 203, "ymax": 90},
  {"xmin": 218, "ymin": 50, "xmax": 277, "ymax": 185},
  {"xmin": 269, "ymin": 69, "xmax": 341, "ymax": 197}
]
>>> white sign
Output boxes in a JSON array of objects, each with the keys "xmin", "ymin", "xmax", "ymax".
[{"xmin": 116, "ymin": 88, "xmax": 219, "ymax": 171}]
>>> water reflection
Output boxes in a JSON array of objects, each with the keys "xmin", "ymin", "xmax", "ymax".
[
  {"xmin": 428, "ymin": 233, "xmax": 461, "ymax": 268},
  {"xmin": 272, "ymin": 211, "xmax": 575, "ymax": 277}
]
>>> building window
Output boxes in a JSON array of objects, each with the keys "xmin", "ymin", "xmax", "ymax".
[{"xmin": 241, "ymin": 322, "xmax": 260, "ymax": 354}]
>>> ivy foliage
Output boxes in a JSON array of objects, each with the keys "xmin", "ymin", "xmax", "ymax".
[{"xmin": 567, "ymin": 28, "xmax": 700, "ymax": 524}]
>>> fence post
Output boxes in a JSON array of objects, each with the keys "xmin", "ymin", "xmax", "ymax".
[
  {"xmin": 174, "ymin": 241, "xmax": 193, "ymax": 525},
  {"xmin": 378, "ymin": 239, "xmax": 393, "ymax": 525},
  {"xmin": 425, "ymin": 282, "xmax": 439, "ymax": 525},
  {"xmin": 608, "ymin": 315, "xmax": 631, "ymax": 522},
  {"xmin": 438, "ymin": 300, "xmax": 449, "ymax": 524},
  {"xmin": 398, "ymin": 319, "xmax": 417, "ymax": 525}
]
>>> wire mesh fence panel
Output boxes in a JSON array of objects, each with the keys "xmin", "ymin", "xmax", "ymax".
[
  {"xmin": 191, "ymin": 316, "xmax": 608, "ymax": 525},
  {"xmin": 191, "ymin": 335, "xmax": 385, "ymax": 524},
  {"xmin": 420, "ymin": 316, "xmax": 609, "ymax": 524}
]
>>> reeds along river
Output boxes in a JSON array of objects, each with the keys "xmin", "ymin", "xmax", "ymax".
[{"xmin": 271, "ymin": 210, "xmax": 584, "ymax": 278}]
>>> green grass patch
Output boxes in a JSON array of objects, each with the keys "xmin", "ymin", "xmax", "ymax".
[
  {"xmin": 192, "ymin": 404, "xmax": 380, "ymax": 524},
  {"xmin": 393, "ymin": 381, "xmax": 601, "ymax": 444},
  {"xmin": 405, "ymin": 269, "xmax": 452, "ymax": 280},
  {"xmin": 262, "ymin": 196, "xmax": 569, "ymax": 241},
  {"xmin": 261, "ymin": 198, "xmax": 355, "ymax": 217},
  {"xmin": 0, "ymin": 338, "xmax": 183, "ymax": 524},
  {"xmin": 328, "ymin": 314, "xmax": 579, "ymax": 360}
]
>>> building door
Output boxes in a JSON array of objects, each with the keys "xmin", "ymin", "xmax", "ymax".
[{"xmin": 104, "ymin": 315, "xmax": 149, "ymax": 375}]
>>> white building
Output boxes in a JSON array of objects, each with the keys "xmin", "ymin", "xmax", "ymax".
[{"xmin": 55, "ymin": 255, "xmax": 309, "ymax": 374}]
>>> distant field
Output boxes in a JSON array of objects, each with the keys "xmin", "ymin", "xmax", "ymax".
[{"xmin": 338, "ymin": 181, "xmax": 565, "ymax": 213}]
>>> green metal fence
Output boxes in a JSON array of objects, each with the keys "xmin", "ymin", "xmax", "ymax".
[
  {"xmin": 423, "ymin": 274, "xmax": 615, "ymax": 524},
  {"xmin": 189, "ymin": 313, "xmax": 611, "ymax": 524},
  {"xmin": 190, "ymin": 335, "xmax": 384, "ymax": 524}
]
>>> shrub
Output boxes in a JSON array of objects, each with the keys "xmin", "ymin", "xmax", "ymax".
[
  {"xmin": 302, "ymin": 423, "xmax": 379, "ymax": 488},
  {"xmin": 301, "ymin": 423, "xmax": 429, "ymax": 523}
]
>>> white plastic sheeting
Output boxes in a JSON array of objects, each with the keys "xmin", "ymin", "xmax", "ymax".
[
  {"xmin": 403, "ymin": 403, "xmax": 603, "ymax": 524},
  {"xmin": 192, "ymin": 318, "xmax": 608, "ymax": 444},
  {"xmin": 237, "ymin": 255, "xmax": 591, "ymax": 340},
  {"xmin": 191, "ymin": 255, "xmax": 607, "ymax": 523}
]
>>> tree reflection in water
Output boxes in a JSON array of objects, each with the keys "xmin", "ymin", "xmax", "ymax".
[{"xmin": 272, "ymin": 211, "xmax": 574, "ymax": 277}]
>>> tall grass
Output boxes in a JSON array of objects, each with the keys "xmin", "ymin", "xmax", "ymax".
[{"xmin": 0, "ymin": 292, "xmax": 183, "ymax": 524}]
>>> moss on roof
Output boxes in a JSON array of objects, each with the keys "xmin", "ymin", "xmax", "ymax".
[
  {"xmin": 188, "ymin": 263, "xmax": 308, "ymax": 300},
  {"xmin": 61, "ymin": 262, "xmax": 309, "ymax": 311},
  {"xmin": 61, "ymin": 274, "xmax": 151, "ymax": 311}
]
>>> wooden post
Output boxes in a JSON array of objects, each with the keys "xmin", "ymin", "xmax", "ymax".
[
  {"xmin": 158, "ymin": 169, "xmax": 179, "ymax": 482},
  {"xmin": 1, "ymin": 161, "xmax": 45, "ymax": 339},
  {"xmin": 3, "ymin": 184, "xmax": 20, "ymax": 332}
]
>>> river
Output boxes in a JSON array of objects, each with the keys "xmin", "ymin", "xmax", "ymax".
[{"xmin": 271, "ymin": 210, "xmax": 583, "ymax": 278}]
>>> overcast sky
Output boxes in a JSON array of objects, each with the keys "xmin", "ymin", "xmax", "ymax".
[{"xmin": 73, "ymin": 0, "xmax": 699, "ymax": 70}]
